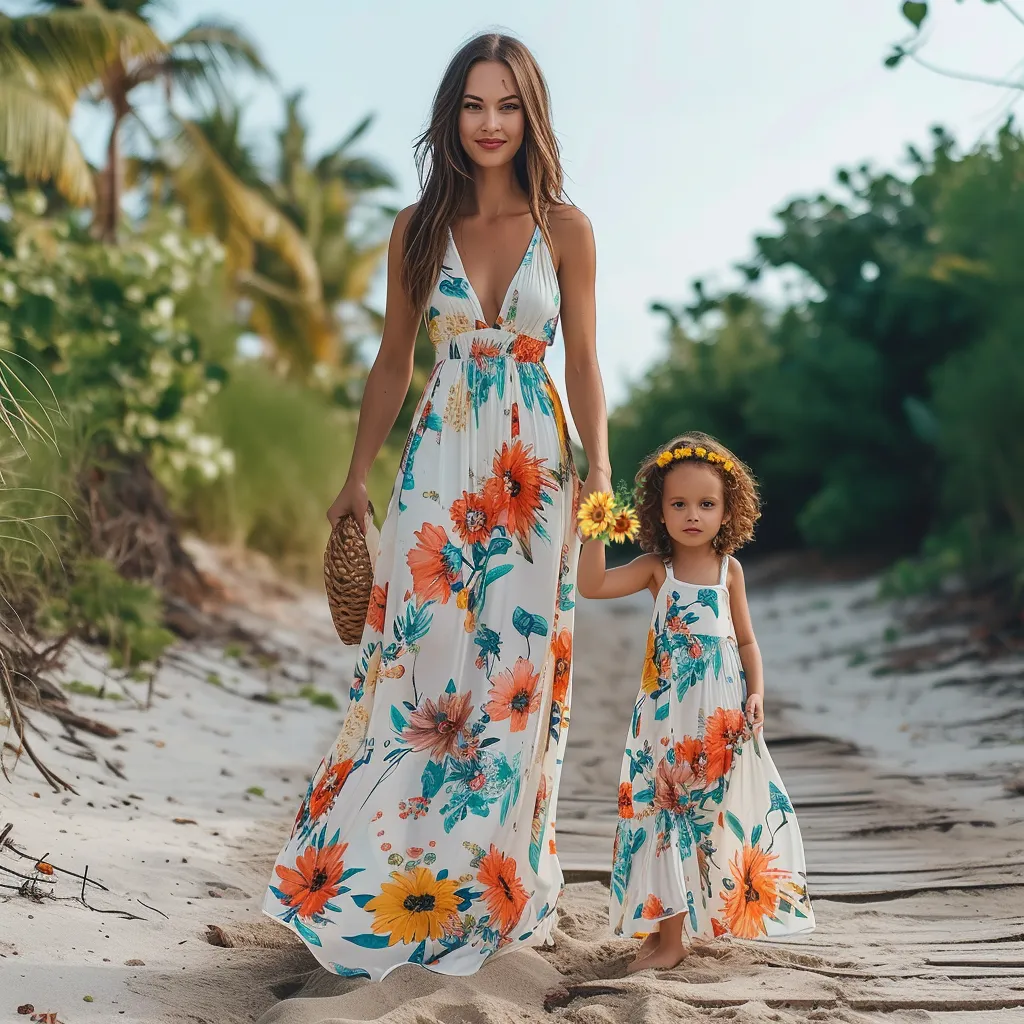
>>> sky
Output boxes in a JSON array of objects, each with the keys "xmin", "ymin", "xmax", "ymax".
[{"xmin": 72, "ymin": 1, "xmax": 1024, "ymax": 407}]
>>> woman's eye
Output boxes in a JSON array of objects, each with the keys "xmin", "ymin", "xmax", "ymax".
[{"xmin": 501, "ymin": 103, "xmax": 520, "ymax": 112}]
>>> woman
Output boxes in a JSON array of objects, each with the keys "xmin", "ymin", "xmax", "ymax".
[{"xmin": 263, "ymin": 32, "xmax": 611, "ymax": 980}]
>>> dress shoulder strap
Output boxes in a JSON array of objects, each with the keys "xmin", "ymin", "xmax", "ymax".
[{"xmin": 718, "ymin": 554, "xmax": 730, "ymax": 587}]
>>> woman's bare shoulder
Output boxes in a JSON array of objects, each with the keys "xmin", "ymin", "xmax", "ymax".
[{"xmin": 546, "ymin": 204, "xmax": 593, "ymax": 269}]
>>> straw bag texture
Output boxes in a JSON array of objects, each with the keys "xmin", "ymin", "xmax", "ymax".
[{"xmin": 324, "ymin": 502, "xmax": 379, "ymax": 645}]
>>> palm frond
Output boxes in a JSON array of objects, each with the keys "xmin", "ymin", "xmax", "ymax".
[
  {"xmin": 0, "ymin": 77, "xmax": 95, "ymax": 205},
  {"xmin": 171, "ymin": 18, "xmax": 271, "ymax": 78},
  {"xmin": 174, "ymin": 118, "xmax": 321, "ymax": 304},
  {"xmin": 0, "ymin": 10, "xmax": 165, "ymax": 107}
]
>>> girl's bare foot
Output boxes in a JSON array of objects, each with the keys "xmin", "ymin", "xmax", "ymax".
[{"xmin": 626, "ymin": 941, "xmax": 690, "ymax": 973}]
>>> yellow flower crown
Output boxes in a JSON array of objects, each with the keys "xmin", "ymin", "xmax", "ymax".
[{"xmin": 655, "ymin": 445, "xmax": 735, "ymax": 473}]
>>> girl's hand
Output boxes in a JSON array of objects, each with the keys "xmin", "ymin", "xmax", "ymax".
[
  {"xmin": 327, "ymin": 478, "xmax": 370, "ymax": 532},
  {"xmin": 745, "ymin": 693, "xmax": 764, "ymax": 728}
]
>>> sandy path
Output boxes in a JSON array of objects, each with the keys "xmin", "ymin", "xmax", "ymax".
[{"xmin": 3, "ymin": 550, "xmax": 1023, "ymax": 1022}]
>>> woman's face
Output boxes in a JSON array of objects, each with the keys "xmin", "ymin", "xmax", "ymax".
[{"xmin": 459, "ymin": 60, "xmax": 525, "ymax": 170}]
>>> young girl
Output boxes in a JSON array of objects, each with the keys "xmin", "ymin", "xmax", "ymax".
[{"xmin": 577, "ymin": 433, "xmax": 814, "ymax": 972}]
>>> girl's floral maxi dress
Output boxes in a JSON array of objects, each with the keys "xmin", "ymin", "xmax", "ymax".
[
  {"xmin": 263, "ymin": 224, "xmax": 581, "ymax": 980},
  {"xmin": 611, "ymin": 556, "xmax": 815, "ymax": 942}
]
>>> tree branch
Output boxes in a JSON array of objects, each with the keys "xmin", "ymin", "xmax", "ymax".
[
  {"xmin": 997, "ymin": 0, "xmax": 1024, "ymax": 30},
  {"xmin": 910, "ymin": 50, "xmax": 1024, "ymax": 90}
]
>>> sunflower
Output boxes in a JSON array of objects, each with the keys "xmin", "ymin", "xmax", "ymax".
[
  {"xmin": 366, "ymin": 583, "xmax": 388, "ymax": 633},
  {"xmin": 618, "ymin": 781, "xmax": 635, "ymax": 819},
  {"xmin": 274, "ymin": 841, "xmax": 348, "ymax": 920},
  {"xmin": 477, "ymin": 844, "xmax": 530, "ymax": 935},
  {"xmin": 366, "ymin": 865, "xmax": 462, "ymax": 945},
  {"xmin": 485, "ymin": 657, "xmax": 541, "ymax": 731},
  {"xmin": 483, "ymin": 440, "xmax": 549, "ymax": 537},
  {"xmin": 308, "ymin": 758, "xmax": 354, "ymax": 820},
  {"xmin": 577, "ymin": 490, "xmax": 615, "ymax": 540},
  {"xmin": 407, "ymin": 523, "xmax": 463, "ymax": 605},
  {"xmin": 720, "ymin": 844, "xmax": 787, "ymax": 939},
  {"xmin": 401, "ymin": 690, "xmax": 474, "ymax": 760},
  {"xmin": 640, "ymin": 628, "xmax": 660, "ymax": 696},
  {"xmin": 608, "ymin": 507, "xmax": 641, "ymax": 544},
  {"xmin": 703, "ymin": 707, "xmax": 749, "ymax": 783},
  {"xmin": 551, "ymin": 628, "xmax": 572, "ymax": 705},
  {"xmin": 450, "ymin": 490, "xmax": 494, "ymax": 546}
]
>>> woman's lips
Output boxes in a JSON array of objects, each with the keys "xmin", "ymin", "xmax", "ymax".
[{"xmin": 476, "ymin": 139, "xmax": 506, "ymax": 150}]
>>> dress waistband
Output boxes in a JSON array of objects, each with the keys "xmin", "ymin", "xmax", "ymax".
[{"xmin": 436, "ymin": 331, "xmax": 550, "ymax": 364}]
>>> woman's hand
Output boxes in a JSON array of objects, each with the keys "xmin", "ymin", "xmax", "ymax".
[
  {"xmin": 745, "ymin": 692, "xmax": 764, "ymax": 729},
  {"xmin": 579, "ymin": 464, "xmax": 613, "ymax": 505},
  {"xmin": 327, "ymin": 478, "xmax": 370, "ymax": 532}
]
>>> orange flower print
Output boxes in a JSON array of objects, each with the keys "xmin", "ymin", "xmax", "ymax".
[
  {"xmin": 308, "ymin": 758, "xmax": 354, "ymax": 820},
  {"xmin": 477, "ymin": 844, "xmax": 529, "ymax": 935},
  {"xmin": 640, "ymin": 894, "xmax": 665, "ymax": 919},
  {"xmin": 450, "ymin": 490, "xmax": 493, "ymax": 546},
  {"xmin": 511, "ymin": 401, "xmax": 520, "ymax": 438},
  {"xmin": 531, "ymin": 774, "xmax": 549, "ymax": 846},
  {"xmin": 687, "ymin": 638, "xmax": 704, "ymax": 660},
  {"xmin": 551, "ymin": 628, "xmax": 572, "ymax": 705},
  {"xmin": 711, "ymin": 917, "xmax": 728, "ymax": 938},
  {"xmin": 665, "ymin": 615, "xmax": 690, "ymax": 635},
  {"xmin": 654, "ymin": 757, "xmax": 696, "ymax": 813},
  {"xmin": 721, "ymin": 844, "xmax": 788, "ymax": 939},
  {"xmin": 641, "ymin": 629, "xmax": 660, "ymax": 696},
  {"xmin": 511, "ymin": 333, "xmax": 547, "ymax": 364},
  {"xmin": 407, "ymin": 523, "xmax": 462, "ymax": 605},
  {"xmin": 483, "ymin": 441, "xmax": 549, "ymax": 538},
  {"xmin": 470, "ymin": 339, "xmax": 503, "ymax": 364},
  {"xmin": 366, "ymin": 583, "xmax": 388, "ymax": 633},
  {"xmin": 274, "ymin": 841, "xmax": 348, "ymax": 920},
  {"xmin": 485, "ymin": 657, "xmax": 541, "ymax": 731},
  {"xmin": 401, "ymin": 691, "xmax": 474, "ymax": 760},
  {"xmin": 618, "ymin": 781, "xmax": 634, "ymax": 819},
  {"xmin": 673, "ymin": 737, "xmax": 706, "ymax": 784},
  {"xmin": 704, "ymin": 707, "xmax": 749, "ymax": 783}
]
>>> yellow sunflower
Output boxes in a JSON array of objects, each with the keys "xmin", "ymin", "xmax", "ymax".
[
  {"xmin": 577, "ymin": 490, "xmax": 615, "ymax": 539},
  {"xmin": 365, "ymin": 865, "xmax": 462, "ymax": 945},
  {"xmin": 609, "ymin": 506, "xmax": 641, "ymax": 544}
]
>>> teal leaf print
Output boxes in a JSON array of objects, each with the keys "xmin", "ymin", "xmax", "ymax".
[
  {"xmin": 439, "ymin": 277, "xmax": 469, "ymax": 299},
  {"xmin": 340, "ymin": 867, "xmax": 363, "ymax": 882},
  {"xmin": 751, "ymin": 823, "xmax": 763, "ymax": 846},
  {"xmin": 350, "ymin": 894, "xmax": 374, "ymax": 909},
  {"xmin": 654, "ymin": 701, "xmax": 669, "ymax": 721},
  {"xmin": 342, "ymin": 932, "xmax": 392, "ymax": 949},
  {"xmin": 559, "ymin": 583, "xmax": 575, "ymax": 612},
  {"xmin": 410, "ymin": 939, "xmax": 427, "ymax": 964},
  {"xmin": 421, "ymin": 759, "xmax": 446, "ymax": 800},
  {"xmin": 513, "ymin": 606, "xmax": 549, "ymax": 640},
  {"xmin": 488, "ymin": 536, "xmax": 513, "ymax": 557},
  {"xmin": 633, "ymin": 786, "xmax": 654, "ymax": 805},
  {"xmin": 722, "ymin": 876, "xmax": 735, "ymax": 891},
  {"xmin": 293, "ymin": 919, "xmax": 323, "ymax": 947},
  {"xmin": 499, "ymin": 786, "xmax": 513, "ymax": 825},
  {"xmin": 390, "ymin": 705, "xmax": 407, "ymax": 734},
  {"xmin": 697, "ymin": 588, "xmax": 719, "ymax": 617},
  {"xmin": 268, "ymin": 885, "xmax": 288, "ymax": 902},
  {"xmin": 725, "ymin": 811, "xmax": 745, "ymax": 844},
  {"xmin": 485, "ymin": 563, "xmax": 514, "ymax": 587},
  {"xmin": 332, "ymin": 965, "xmax": 371, "ymax": 978},
  {"xmin": 778, "ymin": 898, "xmax": 793, "ymax": 914},
  {"xmin": 445, "ymin": 678, "xmax": 457, "ymax": 695},
  {"xmin": 769, "ymin": 781, "xmax": 794, "ymax": 815},
  {"xmin": 436, "ymin": 868, "xmax": 449, "ymax": 880}
]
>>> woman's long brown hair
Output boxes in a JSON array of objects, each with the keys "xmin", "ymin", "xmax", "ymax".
[{"xmin": 403, "ymin": 34, "xmax": 567, "ymax": 316}]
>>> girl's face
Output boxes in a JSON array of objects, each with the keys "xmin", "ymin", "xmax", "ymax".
[
  {"xmin": 459, "ymin": 60, "xmax": 525, "ymax": 170},
  {"xmin": 661, "ymin": 462, "xmax": 729, "ymax": 550}
]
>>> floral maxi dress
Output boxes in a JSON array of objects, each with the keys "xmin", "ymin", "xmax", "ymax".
[
  {"xmin": 611, "ymin": 556, "xmax": 815, "ymax": 942},
  {"xmin": 263, "ymin": 224, "xmax": 580, "ymax": 980}
]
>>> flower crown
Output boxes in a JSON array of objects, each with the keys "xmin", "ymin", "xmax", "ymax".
[{"xmin": 655, "ymin": 445, "xmax": 735, "ymax": 473}]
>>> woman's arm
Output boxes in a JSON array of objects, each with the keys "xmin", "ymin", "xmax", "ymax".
[
  {"xmin": 578, "ymin": 542, "xmax": 661, "ymax": 600},
  {"xmin": 728, "ymin": 558, "xmax": 765, "ymax": 725},
  {"xmin": 550, "ymin": 207, "xmax": 611, "ymax": 493},
  {"xmin": 327, "ymin": 205, "xmax": 422, "ymax": 528}
]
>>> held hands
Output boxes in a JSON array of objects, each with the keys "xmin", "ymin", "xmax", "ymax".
[
  {"xmin": 745, "ymin": 693, "xmax": 764, "ymax": 728},
  {"xmin": 326, "ymin": 478, "xmax": 370, "ymax": 533},
  {"xmin": 579, "ymin": 465, "xmax": 613, "ymax": 507}
]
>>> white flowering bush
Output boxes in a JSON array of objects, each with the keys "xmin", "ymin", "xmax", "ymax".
[{"xmin": 0, "ymin": 183, "xmax": 233, "ymax": 482}]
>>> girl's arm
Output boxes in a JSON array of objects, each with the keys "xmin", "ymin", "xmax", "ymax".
[
  {"xmin": 728, "ymin": 558, "xmax": 765, "ymax": 725},
  {"xmin": 326, "ymin": 205, "xmax": 422, "ymax": 529},
  {"xmin": 550, "ymin": 207, "xmax": 611, "ymax": 497},
  {"xmin": 577, "ymin": 540, "xmax": 661, "ymax": 600}
]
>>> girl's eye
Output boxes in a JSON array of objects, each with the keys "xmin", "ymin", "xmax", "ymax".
[{"xmin": 701, "ymin": 501, "xmax": 716, "ymax": 509}]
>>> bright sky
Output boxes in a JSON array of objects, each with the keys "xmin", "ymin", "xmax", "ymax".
[{"xmin": 74, "ymin": 1, "xmax": 1024, "ymax": 406}]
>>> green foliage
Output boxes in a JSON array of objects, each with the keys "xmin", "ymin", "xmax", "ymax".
[
  {"xmin": 615, "ymin": 125, "xmax": 1024, "ymax": 582},
  {"xmin": 176, "ymin": 361, "xmax": 396, "ymax": 582},
  {"xmin": 38, "ymin": 557, "xmax": 176, "ymax": 667},
  {"xmin": 298, "ymin": 685, "xmax": 340, "ymax": 710},
  {"xmin": 0, "ymin": 181, "xmax": 234, "ymax": 483}
]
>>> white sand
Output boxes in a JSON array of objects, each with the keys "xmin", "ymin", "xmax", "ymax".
[{"xmin": 3, "ymin": 546, "xmax": 1023, "ymax": 1023}]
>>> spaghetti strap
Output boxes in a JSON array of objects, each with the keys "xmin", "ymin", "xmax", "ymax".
[{"xmin": 718, "ymin": 553, "xmax": 730, "ymax": 587}]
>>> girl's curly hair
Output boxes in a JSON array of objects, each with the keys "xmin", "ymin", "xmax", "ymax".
[{"xmin": 633, "ymin": 432, "xmax": 760, "ymax": 557}]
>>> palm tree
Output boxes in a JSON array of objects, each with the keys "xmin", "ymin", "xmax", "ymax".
[{"xmin": 0, "ymin": 5, "xmax": 164, "ymax": 205}]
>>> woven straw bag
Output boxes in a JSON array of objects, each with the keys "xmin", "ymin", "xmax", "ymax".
[{"xmin": 324, "ymin": 502, "xmax": 380, "ymax": 645}]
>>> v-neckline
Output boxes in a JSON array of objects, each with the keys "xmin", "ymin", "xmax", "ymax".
[{"xmin": 447, "ymin": 222, "xmax": 539, "ymax": 328}]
